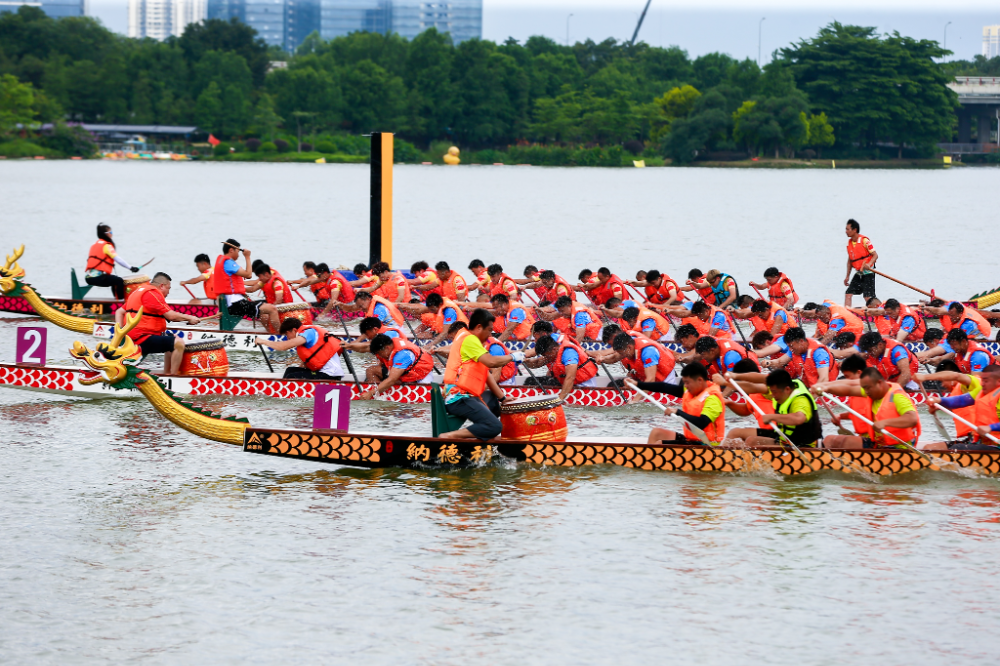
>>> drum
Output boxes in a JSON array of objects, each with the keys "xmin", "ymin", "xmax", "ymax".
[
  {"xmin": 123, "ymin": 274, "xmax": 150, "ymax": 296},
  {"xmin": 179, "ymin": 339, "xmax": 229, "ymax": 377},
  {"xmin": 274, "ymin": 302, "xmax": 313, "ymax": 333},
  {"xmin": 500, "ymin": 395, "xmax": 567, "ymax": 442}
]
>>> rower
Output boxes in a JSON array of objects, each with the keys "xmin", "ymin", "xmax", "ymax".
[
  {"xmin": 673, "ymin": 323, "xmax": 702, "ymax": 363},
  {"xmin": 750, "ymin": 267, "xmax": 798, "ymax": 308},
  {"xmin": 882, "ymin": 299, "xmax": 926, "ymax": 342},
  {"xmin": 525, "ymin": 334, "xmax": 599, "ymax": 401},
  {"xmin": 486, "ymin": 263, "xmax": 520, "ymax": 301},
  {"xmin": 487, "ymin": 293, "xmax": 535, "ymax": 342},
  {"xmin": 751, "ymin": 330, "xmax": 791, "ymax": 364},
  {"xmin": 618, "ymin": 305, "xmax": 672, "ymax": 341},
  {"xmin": 800, "ymin": 301, "xmax": 864, "ymax": 346},
  {"xmin": 764, "ymin": 326, "xmax": 838, "ymax": 387},
  {"xmin": 246, "ymin": 263, "xmax": 289, "ymax": 333},
  {"xmin": 343, "ymin": 317, "xmax": 406, "ymax": 382},
  {"xmin": 814, "ymin": 367, "xmax": 920, "ymax": 450},
  {"xmin": 255, "ymin": 317, "xmax": 344, "ymax": 380},
  {"xmin": 843, "ymin": 219, "xmax": 878, "ymax": 306},
  {"xmin": 348, "ymin": 291, "xmax": 407, "ymax": 331},
  {"xmin": 748, "ymin": 299, "xmax": 796, "ymax": 338},
  {"xmin": 84, "ymin": 223, "xmax": 139, "ymax": 299},
  {"xmin": 434, "ymin": 261, "xmax": 469, "ymax": 302},
  {"xmin": 921, "ymin": 365, "xmax": 1000, "ymax": 451},
  {"xmin": 534, "ymin": 269, "xmax": 576, "ymax": 303},
  {"xmin": 120, "ymin": 272, "xmax": 202, "ymax": 375},
  {"xmin": 367, "ymin": 261, "xmax": 412, "ymax": 303},
  {"xmin": 179, "ymin": 253, "xmax": 217, "ymax": 302},
  {"xmin": 857, "ymin": 331, "xmax": 919, "ymax": 389},
  {"xmin": 291, "ymin": 262, "xmax": 332, "ymax": 306},
  {"xmin": 641, "ymin": 363, "xmax": 726, "ymax": 446},
  {"xmin": 214, "ymin": 239, "xmax": 272, "ymax": 323},
  {"xmin": 577, "ymin": 269, "xmax": 600, "ymax": 301},
  {"xmin": 578, "ymin": 267, "xmax": 626, "ymax": 307},
  {"xmin": 550, "ymin": 295, "xmax": 601, "ymax": 342},
  {"xmin": 818, "ymin": 354, "xmax": 871, "ymax": 443},
  {"xmin": 830, "ymin": 331, "xmax": 862, "ymax": 359},
  {"xmin": 717, "ymin": 359, "xmax": 775, "ymax": 430},
  {"xmin": 724, "ymin": 370, "xmax": 822, "ymax": 449},
  {"xmin": 531, "ymin": 320, "xmax": 564, "ymax": 344},
  {"xmin": 682, "ymin": 301, "xmax": 735, "ymax": 339},
  {"xmin": 696, "ymin": 336, "xmax": 757, "ymax": 378},
  {"xmin": 408, "ymin": 260, "xmax": 443, "ymax": 299},
  {"xmin": 682, "ymin": 269, "xmax": 716, "ymax": 303},
  {"xmin": 404, "ymin": 292, "xmax": 469, "ymax": 347},
  {"xmin": 610, "ymin": 331, "xmax": 677, "ymax": 384},
  {"xmin": 316, "ymin": 267, "xmax": 357, "ymax": 320},
  {"xmin": 359, "ymin": 333, "xmax": 436, "ymax": 399},
  {"xmin": 467, "ymin": 259, "xmax": 491, "ymax": 296},
  {"xmin": 944, "ymin": 329, "xmax": 998, "ymax": 374},
  {"xmin": 916, "ymin": 360, "xmax": 987, "ymax": 449},
  {"xmin": 702, "ymin": 269, "xmax": 740, "ymax": 309},
  {"xmin": 917, "ymin": 328, "xmax": 952, "ymax": 366},
  {"xmin": 922, "ymin": 301, "xmax": 992, "ymax": 340},
  {"xmin": 439, "ymin": 309, "xmax": 523, "ymax": 441},
  {"xmin": 632, "ymin": 269, "xmax": 685, "ymax": 306}
]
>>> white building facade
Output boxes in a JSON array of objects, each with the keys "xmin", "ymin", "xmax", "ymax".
[
  {"xmin": 984, "ymin": 25, "xmax": 1000, "ymax": 59},
  {"xmin": 128, "ymin": 0, "xmax": 206, "ymax": 39}
]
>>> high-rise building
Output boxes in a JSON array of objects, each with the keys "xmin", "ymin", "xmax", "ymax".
[
  {"xmin": 320, "ymin": 0, "xmax": 388, "ymax": 42},
  {"xmin": 985, "ymin": 25, "xmax": 1000, "ymax": 59},
  {"xmin": 0, "ymin": 0, "xmax": 86, "ymax": 18},
  {"xmin": 128, "ymin": 0, "xmax": 205, "ymax": 39},
  {"xmin": 389, "ymin": 0, "xmax": 480, "ymax": 43},
  {"xmin": 285, "ymin": 0, "xmax": 320, "ymax": 51},
  {"xmin": 207, "ymin": 0, "xmax": 284, "ymax": 47}
]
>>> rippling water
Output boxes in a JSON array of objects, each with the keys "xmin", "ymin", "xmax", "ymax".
[{"xmin": 2, "ymin": 163, "xmax": 1000, "ymax": 664}]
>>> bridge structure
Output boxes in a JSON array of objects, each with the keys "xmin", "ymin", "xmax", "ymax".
[{"xmin": 942, "ymin": 77, "xmax": 1000, "ymax": 154}]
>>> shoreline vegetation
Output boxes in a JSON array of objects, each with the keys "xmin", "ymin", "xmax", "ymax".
[{"xmin": 3, "ymin": 8, "xmax": 1000, "ymax": 167}]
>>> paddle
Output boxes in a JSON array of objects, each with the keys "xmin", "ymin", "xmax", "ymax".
[
  {"xmin": 291, "ymin": 287, "xmax": 308, "ymax": 303},
  {"xmin": 816, "ymin": 389, "xmax": 940, "ymax": 470},
  {"xmin": 749, "ymin": 282, "xmax": 766, "ymax": 302},
  {"xmin": 401, "ymin": 310, "xmax": 445, "ymax": 373},
  {"xmin": 623, "ymin": 379, "xmax": 711, "ymax": 445},
  {"xmin": 918, "ymin": 383, "xmax": 952, "ymax": 441},
  {"xmin": 520, "ymin": 358, "xmax": 554, "ymax": 393},
  {"xmin": 328, "ymin": 305, "xmax": 362, "ymax": 385},
  {"xmin": 724, "ymin": 373, "xmax": 818, "ymax": 470},
  {"xmin": 137, "ymin": 257, "xmax": 155, "ymax": 271},
  {"xmin": 257, "ymin": 343, "xmax": 274, "ymax": 373},
  {"xmin": 819, "ymin": 398, "xmax": 855, "ymax": 437},
  {"xmin": 930, "ymin": 402, "xmax": 1000, "ymax": 446},
  {"xmin": 182, "ymin": 284, "xmax": 198, "ymax": 299},
  {"xmin": 598, "ymin": 360, "xmax": 625, "ymax": 401},
  {"xmin": 871, "ymin": 270, "xmax": 936, "ymax": 301}
]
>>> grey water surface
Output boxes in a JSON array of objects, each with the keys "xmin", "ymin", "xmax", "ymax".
[{"xmin": 1, "ymin": 162, "xmax": 999, "ymax": 664}]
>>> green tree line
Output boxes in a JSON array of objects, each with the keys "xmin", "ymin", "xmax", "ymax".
[{"xmin": 1, "ymin": 6, "xmax": 990, "ymax": 160}]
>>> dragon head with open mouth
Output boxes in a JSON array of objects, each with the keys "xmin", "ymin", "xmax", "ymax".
[
  {"xmin": 70, "ymin": 309, "xmax": 146, "ymax": 389},
  {"xmin": 0, "ymin": 245, "xmax": 27, "ymax": 297}
]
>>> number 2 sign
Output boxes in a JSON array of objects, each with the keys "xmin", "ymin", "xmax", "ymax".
[{"xmin": 16, "ymin": 326, "xmax": 47, "ymax": 366}]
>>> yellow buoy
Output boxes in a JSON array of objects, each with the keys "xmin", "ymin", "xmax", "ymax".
[
  {"xmin": 633, "ymin": 160, "xmax": 646, "ymax": 168},
  {"xmin": 443, "ymin": 146, "xmax": 460, "ymax": 165}
]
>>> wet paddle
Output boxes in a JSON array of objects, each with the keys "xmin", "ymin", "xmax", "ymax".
[
  {"xmin": 931, "ymin": 402, "xmax": 1000, "ymax": 446},
  {"xmin": 330, "ymin": 306, "xmax": 362, "ymax": 385},
  {"xmin": 819, "ymin": 398, "xmax": 855, "ymax": 437},
  {"xmin": 724, "ymin": 373, "xmax": 818, "ymax": 470},
  {"xmin": 598, "ymin": 360, "xmax": 625, "ymax": 401},
  {"xmin": 257, "ymin": 343, "xmax": 274, "ymax": 373},
  {"xmin": 623, "ymin": 379, "xmax": 711, "ymax": 445},
  {"xmin": 182, "ymin": 284, "xmax": 198, "ymax": 300},
  {"xmin": 918, "ymin": 383, "xmax": 953, "ymax": 441},
  {"xmin": 401, "ymin": 311, "xmax": 445, "ymax": 373}
]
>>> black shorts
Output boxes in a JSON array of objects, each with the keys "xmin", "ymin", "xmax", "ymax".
[
  {"xmin": 226, "ymin": 298, "xmax": 264, "ymax": 320},
  {"xmin": 139, "ymin": 334, "xmax": 177, "ymax": 355},
  {"xmin": 755, "ymin": 428, "xmax": 818, "ymax": 448},
  {"xmin": 672, "ymin": 435, "xmax": 710, "ymax": 446},
  {"xmin": 846, "ymin": 271, "xmax": 876, "ymax": 299},
  {"xmin": 947, "ymin": 439, "xmax": 999, "ymax": 452}
]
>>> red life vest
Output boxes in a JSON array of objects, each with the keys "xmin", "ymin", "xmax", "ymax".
[
  {"xmin": 440, "ymin": 272, "xmax": 467, "ymax": 301},
  {"xmin": 496, "ymin": 301, "xmax": 536, "ymax": 340},
  {"xmin": 625, "ymin": 307, "xmax": 671, "ymax": 341},
  {"xmin": 367, "ymin": 295, "xmax": 405, "ymax": 327},
  {"xmin": 867, "ymin": 339, "xmax": 919, "ymax": 384},
  {"xmin": 950, "ymin": 381, "xmax": 980, "ymax": 439},
  {"xmin": 590, "ymin": 274, "xmax": 626, "ymax": 306},
  {"xmin": 646, "ymin": 275, "xmax": 685, "ymax": 304},
  {"xmin": 486, "ymin": 336, "xmax": 518, "ymax": 382},
  {"xmin": 310, "ymin": 277, "xmax": 331, "ymax": 301},
  {"xmin": 620, "ymin": 336, "xmax": 675, "ymax": 382},
  {"xmin": 747, "ymin": 392, "xmax": 776, "ymax": 428},
  {"xmin": 888, "ymin": 304, "xmax": 926, "ymax": 342},
  {"xmin": 767, "ymin": 273, "xmax": 798, "ymax": 307},
  {"xmin": 872, "ymin": 314, "xmax": 894, "ymax": 337},
  {"xmin": 490, "ymin": 273, "xmax": 519, "ymax": 300},
  {"xmin": 683, "ymin": 305, "xmax": 735, "ymax": 340},
  {"xmin": 547, "ymin": 337, "xmax": 598, "ymax": 384},
  {"xmin": 261, "ymin": 271, "xmax": 291, "ymax": 305},
  {"xmin": 786, "ymin": 339, "xmax": 839, "ymax": 387},
  {"xmin": 955, "ymin": 341, "xmax": 1000, "ymax": 374},
  {"xmin": 867, "ymin": 383, "xmax": 921, "ymax": 447},
  {"xmin": 750, "ymin": 302, "xmax": 796, "ymax": 337},
  {"xmin": 681, "ymin": 383, "xmax": 725, "ymax": 442},
  {"xmin": 201, "ymin": 267, "xmax": 217, "ymax": 299},
  {"xmin": 846, "ymin": 395, "xmax": 873, "ymax": 434},
  {"xmin": 974, "ymin": 387, "xmax": 1000, "ymax": 443},
  {"xmin": 86, "ymin": 240, "xmax": 115, "ymax": 274},
  {"xmin": 430, "ymin": 298, "xmax": 470, "ymax": 334},
  {"xmin": 563, "ymin": 302, "xmax": 602, "ymax": 340},
  {"xmin": 213, "ymin": 254, "xmax": 246, "ymax": 296},
  {"xmin": 386, "ymin": 337, "xmax": 434, "ymax": 382},
  {"xmin": 124, "ymin": 284, "xmax": 168, "ymax": 343},
  {"xmin": 941, "ymin": 306, "xmax": 992, "ymax": 339},
  {"xmin": 704, "ymin": 339, "xmax": 758, "ymax": 378},
  {"xmin": 376, "ymin": 271, "xmax": 412, "ymax": 302},
  {"xmin": 538, "ymin": 273, "xmax": 576, "ymax": 303},
  {"xmin": 414, "ymin": 269, "xmax": 443, "ymax": 298},
  {"xmin": 325, "ymin": 270, "xmax": 356, "ymax": 304},
  {"xmin": 815, "ymin": 302, "xmax": 864, "ymax": 339},
  {"xmin": 444, "ymin": 330, "xmax": 490, "ymax": 398},
  {"xmin": 847, "ymin": 235, "xmax": 875, "ymax": 272},
  {"xmin": 295, "ymin": 324, "xmax": 342, "ymax": 372}
]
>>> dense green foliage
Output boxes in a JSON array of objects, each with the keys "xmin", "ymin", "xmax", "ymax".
[{"xmin": 0, "ymin": 6, "xmax": 980, "ymax": 163}]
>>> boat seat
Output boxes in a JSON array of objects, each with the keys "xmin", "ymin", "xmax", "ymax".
[
  {"xmin": 431, "ymin": 383, "xmax": 465, "ymax": 437},
  {"xmin": 71, "ymin": 268, "xmax": 93, "ymax": 300},
  {"xmin": 216, "ymin": 296, "xmax": 243, "ymax": 332}
]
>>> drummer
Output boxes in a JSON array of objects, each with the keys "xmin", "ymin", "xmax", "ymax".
[
  {"xmin": 179, "ymin": 254, "xmax": 216, "ymax": 302},
  {"xmin": 84, "ymin": 223, "xmax": 140, "ymax": 299},
  {"xmin": 254, "ymin": 317, "xmax": 344, "ymax": 380},
  {"xmin": 118, "ymin": 272, "xmax": 203, "ymax": 375},
  {"xmin": 523, "ymin": 334, "xmax": 599, "ymax": 401},
  {"xmin": 358, "ymin": 334, "xmax": 436, "ymax": 399},
  {"xmin": 439, "ymin": 309, "xmax": 524, "ymax": 441}
]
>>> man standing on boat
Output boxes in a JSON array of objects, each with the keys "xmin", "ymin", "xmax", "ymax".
[
  {"xmin": 439, "ymin": 309, "xmax": 523, "ymax": 441},
  {"xmin": 844, "ymin": 219, "xmax": 878, "ymax": 307},
  {"xmin": 255, "ymin": 317, "xmax": 344, "ymax": 380},
  {"xmin": 120, "ymin": 272, "xmax": 202, "ymax": 375},
  {"xmin": 214, "ymin": 239, "xmax": 279, "ymax": 326}
]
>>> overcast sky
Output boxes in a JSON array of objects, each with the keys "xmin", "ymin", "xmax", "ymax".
[{"xmin": 87, "ymin": 0, "xmax": 999, "ymax": 61}]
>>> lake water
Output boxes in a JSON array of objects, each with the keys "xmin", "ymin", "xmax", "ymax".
[{"xmin": 2, "ymin": 162, "xmax": 1000, "ymax": 664}]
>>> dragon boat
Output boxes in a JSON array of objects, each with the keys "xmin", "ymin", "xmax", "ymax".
[{"xmin": 57, "ymin": 314, "xmax": 1000, "ymax": 478}]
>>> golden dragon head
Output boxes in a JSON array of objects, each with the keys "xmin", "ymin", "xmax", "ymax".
[
  {"xmin": 0, "ymin": 245, "xmax": 26, "ymax": 295},
  {"xmin": 70, "ymin": 308, "xmax": 146, "ymax": 388}
]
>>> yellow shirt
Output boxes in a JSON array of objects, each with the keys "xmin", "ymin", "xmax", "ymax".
[
  {"xmin": 860, "ymin": 387, "xmax": 915, "ymax": 419},
  {"xmin": 444, "ymin": 334, "xmax": 489, "ymax": 403}
]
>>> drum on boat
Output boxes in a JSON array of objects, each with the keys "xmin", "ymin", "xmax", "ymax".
[
  {"xmin": 273, "ymin": 302, "xmax": 314, "ymax": 333},
  {"xmin": 500, "ymin": 395, "xmax": 568, "ymax": 442},
  {"xmin": 179, "ymin": 339, "xmax": 229, "ymax": 377},
  {"xmin": 123, "ymin": 274, "xmax": 150, "ymax": 296}
]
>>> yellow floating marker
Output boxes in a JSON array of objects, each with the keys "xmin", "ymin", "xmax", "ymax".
[
  {"xmin": 633, "ymin": 160, "xmax": 646, "ymax": 168},
  {"xmin": 315, "ymin": 157, "xmax": 326, "ymax": 164},
  {"xmin": 832, "ymin": 160, "xmax": 836, "ymax": 169},
  {"xmin": 943, "ymin": 155, "xmax": 952, "ymax": 167},
  {"xmin": 370, "ymin": 132, "xmax": 393, "ymax": 268},
  {"xmin": 443, "ymin": 146, "xmax": 460, "ymax": 165}
]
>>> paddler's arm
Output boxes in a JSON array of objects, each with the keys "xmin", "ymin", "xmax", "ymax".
[
  {"xmin": 873, "ymin": 410, "xmax": 917, "ymax": 434},
  {"xmin": 810, "ymin": 379, "xmax": 863, "ymax": 398},
  {"xmin": 360, "ymin": 367, "xmax": 407, "ymax": 400},
  {"xmin": 181, "ymin": 274, "xmax": 208, "ymax": 286},
  {"xmin": 762, "ymin": 410, "xmax": 806, "ymax": 427},
  {"xmin": 770, "ymin": 315, "xmax": 786, "ymax": 337},
  {"xmin": 895, "ymin": 356, "xmax": 913, "ymax": 388},
  {"xmin": 916, "ymin": 344, "xmax": 950, "ymax": 362},
  {"xmin": 498, "ymin": 319, "xmax": 517, "ymax": 343},
  {"xmin": 978, "ymin": 309, "xmax": 1000, "ymax": 321},
  {"xmin": 601, "ymin": 306, "xmax": 625, "ymax": 318},
  {"xmin": 724, "ymin": 399, "xmax": 753, "ymax": 417},
  {"xmin": 164, "ymin": 309, "xmax": 201, "ymax": 325},
  {"xmin": 254, "ymin": 334, "xmax": 305, "ymax": 352},
  {"xmin": 234, "ymin": 249, "xmax": 253, "ymax": 278},
  {"xmin": 760, "ymin": 354, "xmax": 791, "ymax": 370},
  {"xmin": 718, "ymin": 284, "xmax": 737, "ymax": 309},
  {"xmin": 244, "ymin": 279, "xmax": 261, "ymax": 293},
  {"xmin": 558, "ymin": 366, "xmax": 577, "ymax": 401}
]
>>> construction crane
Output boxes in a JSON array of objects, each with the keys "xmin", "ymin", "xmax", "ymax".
[{"xmin": 629, "ymin": 0, "xmax": 653, "ymax": 46}]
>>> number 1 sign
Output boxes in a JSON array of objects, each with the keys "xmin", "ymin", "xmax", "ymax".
[
  {"xmin": 16, "ymin": 326, "xmax": 47, "ymax": 366},
  {"xmin": 313, "ymin": 384, "xmax": 351, "ymax": 431}
]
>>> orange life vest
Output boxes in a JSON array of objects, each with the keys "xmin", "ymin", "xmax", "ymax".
[
  {"xmin": 295, "ymin": 324, "xmax": 342, "ymax": 372},
  {"xmin": 495, "ymin": 301, "xmax": 536, "ymax": 340},
  {"xmin": 563, "ymin": 302, "xmax": 602, "ymax": 340},
  {"xmin": 429, "ymin": 298, "xmax": 470, "ymax": 334},
  {"xmin": 955, "ymin": 341, "xmax": 999, "ymax": 374},
  {"xmin": 747, "ymin": 392, "xmax": 776, "ymax": 428},
  {"xmin": 847, "ymin": 235, "xmax": 875, "ymax": 272},
  {"xmin": 750, "ymin": 302, "xmax": 796, "ymax": 337},
  {"xmin": 201, "ymin": 267, "xmax": 217, "ymax": 299},
  {"xmin": 683, "ymin": 305, "xmax": 735, "ymax": 340},
  {"xmin": 888, "ymin": 304, "xmax": 926, "ymax": 342},
  {"xmin": 376, "ymin": 271, "xmax": 411, "ymax": 302},
  {"xmin": 786, "ymin": 339, "xmax": 839, "ymax": 387},
  {"xmin": 872, "ymin": 314, "xmax": 894, "ymax": 337},
  {"xmin": 681, "ymin": 383, "xmax": 725, "ymax": 443},
  {"xmin": 547, "ymin": 336, "xmax": 599, "ymax": 385},
  {"xmin": 326, "ymin": 270, "xmax": 356, "ymax": 304},
  {"xmin": 868, "ymin": 383, "xmax": 921, "ymax": 447},
  {"xmin": 815, "ymin": 302, "xmax": 864, "ymax": 339},
  {"xmin": 646, "ymin": 275, "xmax": 685, "ymax": 305},
  {"xmin": 767, "ymin": 273, "xmax": 798, "ymax": 307},
  {"xmin": 213, "ymin": 254, "xmax": 246, "ymax": 296},
  {"xmin": 261, "ymin": 271, "xmax": 291, "ymax": 305},
  {"xmin": 86, "ymin": 240, "xmax": 115, "ymax": 274},
  {"xmin": 440, "ymin": 272, "xmax": 468, "ymax": 301},
  {"xmin": 486, "ymin": 336, "xmax": 518, "ymax": 382},
  {"xmin": 867, "ymin": 339, "xmax": 919, "ymax": 384},
  {"xmin": 950, "ymin": 382, "xmax": 979, "ymax": 439},
  {"xmin": 620, "ymin": 336, "xmax": 675, "ymax": 382},
  {"xmin": 973, "ymin": 387, "xmax": 1000, "ymax": 443},
  {"xmin": 626, "ymin": 307, "xmax": 672, "ymax": 341},
  {"xmin": 310, "ymin": 278, "xmax": 331, "ymax": 301},
  {"xmin": 489, "ymin": 273, "xmax": 519, "ymax": 300},
  {"xmin": 941, "ymin": 306, "xmax": 992, "ymax": 339},
  {"xmin": 443, "ymin": 329, "xmax": 490, "ymax": 398},
  {"xmin": 846, "ymin": 395, "xmax": 873, "ymax": 434},
  {"xmin": 590, "ymin": 274, "xmax": 626, "ymax": 306},
  {"xmin": 124, "ymin": 284, "xmax": 168, "ymax": 343},
  {"xmin": 385, "ymin": 337, "xmax": 434, "ymax": 382},
  {"xmin": 538, "ymin": 273, "xmax": 576, "ymax": 304},
  {"xmin": 704, "ymin": 339, "xmax": 758, "ymax": 378},
  {"xmin": 367, "ymin": 295, "xmax": 405, "ymax": 327}
]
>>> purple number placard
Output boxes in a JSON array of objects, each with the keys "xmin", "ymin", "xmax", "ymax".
[
  {"xmin": 16, "ymin": 326, "xmax": 47, "ymax": 366},
  {"xmin": 313, "ymin": 384, "xmax": 351, "ymax": 431}
]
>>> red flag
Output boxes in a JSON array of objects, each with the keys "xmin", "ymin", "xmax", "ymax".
[{"xmin": 207, "ymin": 134, "xmax": 220, "ymax": 147}]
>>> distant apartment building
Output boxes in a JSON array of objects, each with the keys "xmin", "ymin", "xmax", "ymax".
[
  {"xmin": 0, "ymin": 0, "xmax": 86, "ymax": 18},
  {"xmin": 128, "ymin": 0, "xmax": 206, "ymax": 38},
  {"xmin": 985, "ymin": 25, "xmax": 1000, "ymax": 59},
  {"xmin": 206, "ymin": 0, "xmax": 480, "ymax": 51}
]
